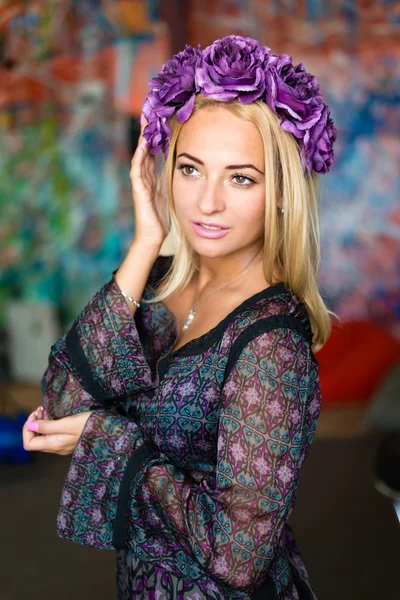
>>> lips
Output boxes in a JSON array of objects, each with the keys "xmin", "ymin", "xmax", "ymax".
[
  {"xmin": 193, "ymin": 221, "xmax": 229, "ymax": 229},
  {"xmin": 191, "ymin": 222, "xmax": 230, "ymax": 239}
]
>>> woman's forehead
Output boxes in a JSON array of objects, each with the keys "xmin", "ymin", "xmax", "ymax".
[{"xmin": 176, "ymin": 108, "xmax": 264, "ymax": 163}]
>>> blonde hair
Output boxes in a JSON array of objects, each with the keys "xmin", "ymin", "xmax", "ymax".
[{"xmin": 148, "ymin": 93, "xmax": 338, "ymax": 353}]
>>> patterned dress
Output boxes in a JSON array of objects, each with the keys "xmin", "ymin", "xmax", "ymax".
[{"xmin": 42, "ymin": 255, "xmax": 321, "ymax": 600}]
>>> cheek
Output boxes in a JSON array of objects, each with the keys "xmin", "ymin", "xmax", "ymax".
[
  {"xmin": 235, "ymin": 188, "xmax": 266, "ymax": 229},
  {"xmin": 172, "ymin": 176, "xmax": 188, "ymax": 216}
]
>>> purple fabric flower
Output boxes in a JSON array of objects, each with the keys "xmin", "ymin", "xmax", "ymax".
[
  {"xmin": 266, "ymin": 54, "xmax": 323, "ymax": 137},
  {"xmin": 196, "ymin": 34, "xmax": 270, "ymax": 104},
  {"xmin": 142, "ymin": 106, "xmax": 172, "ymax": 156},
  {"xmin": 264, "ymin": 53, "xmax": 336, "ymax": 173},
  {"xmin": 142, "ymin": 44, "xmax": 202, "ymax": 154},
  {"xmin": 303, "ymin": 104, "xmax": 337, "ymax": 174}
]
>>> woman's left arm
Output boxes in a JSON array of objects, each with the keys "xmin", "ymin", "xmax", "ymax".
[{"xmin": 50, "ymin": 326, "xmax": 321, "ymax": 598}]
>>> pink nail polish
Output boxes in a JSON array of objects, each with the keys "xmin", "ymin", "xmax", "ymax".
[
  {"xmin": 140, "ymin": 113, "xmax": 145, "ymax": 126},
  {"xmin": 27, "ymin": 422, "xmax": 39, "ymax": 432}
]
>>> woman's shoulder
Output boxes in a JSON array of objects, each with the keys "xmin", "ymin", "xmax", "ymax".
[
  {"xmin": 220, "ymin": 290, "xmax": 315, "ymax": 386},
  {"xmin": 231, "ymin": 284, "xmax": 313, "ymax": 339}
]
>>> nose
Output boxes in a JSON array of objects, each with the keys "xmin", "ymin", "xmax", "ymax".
[{"xmin": 197, "ymin": 178, "xmax": 226, "ymax": 215}]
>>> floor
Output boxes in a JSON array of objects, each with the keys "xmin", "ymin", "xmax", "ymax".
[{"xmin": 1, "ymin": 381, "xmax": 399, "ymax": 599}]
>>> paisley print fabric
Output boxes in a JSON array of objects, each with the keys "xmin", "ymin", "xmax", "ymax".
[
  {"xmin": 42, "ymin": 255, "xmax": 321, "ymax": 600},
  {"xmin": 115, "ymin": 524, "xmax": 313, "ymax": 600},
  {"xmin": 57, "ymin": 408, "xmax": 146, "ymax": 549},
  {"xmin": 40, "ymin": 333, "xmax": 103, "ymax": 419}
]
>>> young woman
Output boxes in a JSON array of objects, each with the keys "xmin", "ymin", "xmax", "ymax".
[{"xmin": 23, "ymin": 35, "xmax": 337, "ymax": 600}]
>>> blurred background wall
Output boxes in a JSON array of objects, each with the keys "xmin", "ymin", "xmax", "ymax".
[{"xmin": 0, "ymin": 0, "xmax": 170, "ymax": 333}]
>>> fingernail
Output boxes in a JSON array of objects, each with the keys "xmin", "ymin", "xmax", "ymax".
[
  {"xmin": 140, "ymin": 113, "xmax": 145, "ymax": 126},
  {"xmin": 27, "ymin": 422, "xmax": 39, "ymax": 432}
]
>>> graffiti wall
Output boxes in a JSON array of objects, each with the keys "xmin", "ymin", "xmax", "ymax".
[{"xmin": 0, "ymin": 0, "xmax": 170, "ymax": 329}]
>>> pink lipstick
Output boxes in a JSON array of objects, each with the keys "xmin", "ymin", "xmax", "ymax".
[{"xmin": 192, "ymin": 221, "xmax": 230, "ymax": 239}]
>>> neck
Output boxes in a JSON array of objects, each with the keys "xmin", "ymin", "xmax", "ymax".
[{"xmin": 194, "ymin": 246, "xmax": 264, "ymax": 295}]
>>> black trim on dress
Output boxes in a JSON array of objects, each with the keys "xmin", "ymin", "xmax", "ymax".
[
  {"xmin": 250, "ymin": 574, "xmax": 279, "ymax": 599},
  {"xmin": 65, "ymin": 324, "xmax": 116, "ymax": 407},
  {"xmin": 222, "ymin": 314, "xmax": 313, "ymax": 387},
  {"xmin": 156, "ymin": 281, "xmax": 294, "ymax": 381},
  {"xmin": 112, "ymin": 441, "xmax": 157, "ymax": 550}
]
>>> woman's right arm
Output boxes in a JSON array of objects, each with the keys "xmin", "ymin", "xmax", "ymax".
[
  {"xmin": 42, "ymin": 114, "xmax": 170, "ymax": 419},
  {"xmin": 114, "ymin": 111, "xmax": 170, "ymax": 317},
  {"xmin": 41, "ymin": 241, "xmax": 161, "ymax": 419}
]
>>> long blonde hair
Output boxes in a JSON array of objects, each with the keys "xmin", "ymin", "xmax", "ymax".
[{"xmin": 148, "ymin": 93, "xmax": 338, "ymax": 353}]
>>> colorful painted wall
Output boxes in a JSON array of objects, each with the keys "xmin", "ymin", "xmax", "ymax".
[{"xmin": 0, "ymin": 0, "xmax": 170, "ymax": 329}]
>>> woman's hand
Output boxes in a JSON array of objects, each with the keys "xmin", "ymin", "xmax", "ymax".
[
  {"xmin": 130, "ymin": 113, "xmax": 169, "ymax": 249},
  {"xmin": 22, "ymin": 406, "xmax": 93, "ymax": 456}
]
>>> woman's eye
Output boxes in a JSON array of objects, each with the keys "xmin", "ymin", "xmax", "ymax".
[
  {"xmin": 184, "ymin": 165, "xmax": 196, "ymax": 175},
  {"xmin": 177, "ymin": 163, "xmax": 198, "ymax": 176},
  {"xmin": 233, "ymin": 174, "xmax": 255, "ymax": 186}
]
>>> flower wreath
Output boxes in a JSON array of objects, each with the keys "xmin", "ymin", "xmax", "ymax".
[{"xmin": 142, "ymin": 35, "xmax": 337, "ymax": 174}]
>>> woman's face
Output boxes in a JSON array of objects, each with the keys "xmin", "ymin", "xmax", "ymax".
[{"xmin": 172, "ymin": 107, "xmax": 266, "ymax": 260}]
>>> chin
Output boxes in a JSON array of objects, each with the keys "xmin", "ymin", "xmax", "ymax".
[{"xmin": 189, "ymin": 238, "xmax": 239, "ymax": 259}]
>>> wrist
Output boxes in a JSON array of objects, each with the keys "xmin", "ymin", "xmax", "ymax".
[
  {"xmin": 129, "ymin": 239, "xmax": 162, "ymax": 259},
  {"xmin": 114, "ymin": 241, "xmax": 161, "ymax": 315}
]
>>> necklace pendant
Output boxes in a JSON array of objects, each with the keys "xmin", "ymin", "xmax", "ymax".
[{"xmin": 182, "ymin": 309, "xmax": 196, "ymax": 331}]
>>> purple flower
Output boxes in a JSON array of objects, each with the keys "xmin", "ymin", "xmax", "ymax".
[
  {"xmin": 143, "ymin": 45, "xmax": 202, "ymax": 155},
  {"xmin": 303, "ymin": 105, "xmax": 337, "ymax": 174},
  {"xmin": 142, "ymin": 109, "xmax": 172, "ymax": 156},
  {"xmin": 196, "ymin": 35, "xmax": 270, "ymax": 104},
  {"xmin": 266, "ymin": 54, "xmax": 323, "ymax": 137}
]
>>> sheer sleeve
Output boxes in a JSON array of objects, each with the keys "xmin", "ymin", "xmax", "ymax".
[
  {"xmin": 41, "ymin": 332, "xmax": 105, "ymax": 419},
  {"xmin": 56, "ymin": 325, "xmax": 321, "ymax": 599},
  {"xmin": 42, "ymin": 255, "xmax": 175, "ymax": 419}
]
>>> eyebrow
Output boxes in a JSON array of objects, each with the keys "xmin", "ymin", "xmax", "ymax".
[{"xmin": 176, "ymin": 152, "xmax": 264, "ymax": 175}]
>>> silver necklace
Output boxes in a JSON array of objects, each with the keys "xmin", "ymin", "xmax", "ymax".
[{"xmin": 182, "ymin": 256, "xmax": 264, "ymax": 331}]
